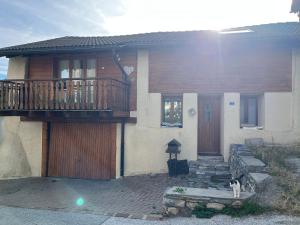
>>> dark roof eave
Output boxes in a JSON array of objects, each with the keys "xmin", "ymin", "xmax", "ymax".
[
  {"xmin": 0, "ymin": 41, "xmax": 184, "ymax": 57},
  {"xmin": 0, "ymin": 45, "xmax": 120, "ymax": 57}
]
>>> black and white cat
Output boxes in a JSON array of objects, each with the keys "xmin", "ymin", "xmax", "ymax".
[{"xmin": 229, "ymin": 174, "xmax": 244, "ymax": 198}]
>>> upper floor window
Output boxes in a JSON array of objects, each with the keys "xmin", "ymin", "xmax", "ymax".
[
  {"xmin": 72, "ymin": 59, "xmax": 84, "ymax": 78},
  {"xmin": 58, "ymin": 58, "xmax": 96, "ymax": 79},
  {"xmin": 59, "ymin": 60, "xmax": 69, "ymax": 79},
  {"xmin": 86, "ymin": 59, "xmax": 96, "ymax": 78},
  {"xmin": 161, "ymin": 95, "xmax": 183, "ymax": 128},
  {"xmin": 240, "ymin": 95, "xmax": 260, "ymax": 127}
]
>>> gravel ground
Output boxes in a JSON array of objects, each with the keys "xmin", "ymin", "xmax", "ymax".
[
  {"xmin": 105, "ymin": 215, "xmax": 300, "ymax": 225},
  {"xmin": 0, "ymin": 205, "xmax": 299, "ymax": 225},
  {"xmin": 0, "ymin": 205, "xmax": 109, "ymax": 225}
]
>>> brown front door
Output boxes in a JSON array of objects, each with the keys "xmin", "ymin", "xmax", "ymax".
[
  {"xmin": 198, "ymin": 95, "xmax": 221, "ymax": 155},
  {"xmin": 48, "ymin": 122, "xmax": 116, "ymax": 180}
]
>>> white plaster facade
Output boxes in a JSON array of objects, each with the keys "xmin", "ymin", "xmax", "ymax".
[
  {"xmin": 0, "ymin": 56, "xmax": 43, "ymax": 178},
  {"xmin": 220, "ymin": 51, "xmax": 300, "ymax": 161},
  {"xmin": 120, "ymin": 50, "xmax": 198, "ymax": 176}
]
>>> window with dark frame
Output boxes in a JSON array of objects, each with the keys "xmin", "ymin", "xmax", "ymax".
[
  {"xmin": 58, "ymin": 58, "xmax": 96, "ymax": 79},
  {"xmin": 161, "ymin": 95, "xmax": 183, "ymax": 128},
  {"xmin": 58, "ymin": 58, "xmax": 97, "ymax": 103},
  {"xmin": 240, "ymin": 95, "xmax": 259, "ymax": 127}
]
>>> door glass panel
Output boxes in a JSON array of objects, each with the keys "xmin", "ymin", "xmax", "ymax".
[
  {"xmin": 59, "ymin": 60, "xmax": 69, "ymax": 79},
  {"xmin": 87, "ymin": 59, "xmax": 96, "ymax": 78},
  {"xmin": 72, "ymin": 59, "xmax": 84, "ymax": 79},
  {"xmin": 204, "ymin": 103, "xmax": 213, "ymax": 122}
]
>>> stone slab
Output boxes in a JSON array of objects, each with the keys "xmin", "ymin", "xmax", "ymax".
[
  {"xmin": 164, "ymin": 186, "xmax": 255, "ymax": 205},
  {"xmin": 249, "ymin": 173, "xmax": 271, "ymax": 184},
  {"xmin": 240, "ymin": 156, "xmax": 265, "ymax": 170}
]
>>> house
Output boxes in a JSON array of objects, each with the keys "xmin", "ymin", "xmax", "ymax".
[
  {"xmin": 291, "ymin": 0, "xmax": 300, "ymax": 20},
  {"xmin": 0, "ymin": 22, "xmax": 299, "ymax": 180}
]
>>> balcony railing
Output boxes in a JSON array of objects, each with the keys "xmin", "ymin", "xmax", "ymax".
[{"xmin": 0, "ymin": 78, "xmax": 130, "ymax": 115}]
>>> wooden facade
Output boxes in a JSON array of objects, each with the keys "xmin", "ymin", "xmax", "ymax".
[{"xmin": 149, "ymin": 44, "xmax": 292, "ymax": 94}]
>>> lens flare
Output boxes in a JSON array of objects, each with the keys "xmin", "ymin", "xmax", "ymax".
[{"xmin": 76, "ymin": 197, "xmax": 85, "ymax": 206}]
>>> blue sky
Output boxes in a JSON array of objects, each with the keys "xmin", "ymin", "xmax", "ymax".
[{"xmin": 0, "ymin": 0, "xmax": 297, "ymax": 78}]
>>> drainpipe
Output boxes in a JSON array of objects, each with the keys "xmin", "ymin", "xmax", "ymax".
[
  {"xmin": 112, "ymin": 48, "xmax": 128, "ymax": 177},
  {"xmin": 112, "ymin": 48, "xmax": 128, "ymax": 81},
  {"xmin": 120, "ymin": 120, "xmax": 125, "ymax": 177}
]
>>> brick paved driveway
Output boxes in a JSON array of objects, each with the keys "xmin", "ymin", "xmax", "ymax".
[{"xmin": 0, "ymin": 174, "xmax": 188, "ymax": 217}]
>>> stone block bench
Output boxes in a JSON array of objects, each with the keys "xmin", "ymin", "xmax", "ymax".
[{"xmin": 163, "ymin": 186, "xmax": 255, "ymax": 216}]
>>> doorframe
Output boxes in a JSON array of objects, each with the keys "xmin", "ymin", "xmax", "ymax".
[
  {"xmin": 197, "ymin": 94, "xmax": 222, "ymax": 156},
  {"xmin": 41, "ymin": 122, "xmax": 50, "ymax": 177}
]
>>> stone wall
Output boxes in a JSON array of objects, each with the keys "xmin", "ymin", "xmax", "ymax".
[{"xmin": 229, "ymin": 143, "xmax": 271, "ymax": 193}]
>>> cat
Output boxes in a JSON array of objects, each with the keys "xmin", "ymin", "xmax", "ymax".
[{"xmin": 229, "ymin": 174, "xmax": 244, "ymax": 198}]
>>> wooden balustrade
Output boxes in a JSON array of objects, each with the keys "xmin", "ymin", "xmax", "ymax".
[{"xmin": 0, "ymin": 78, "xmax": 130, "ymax": 113}]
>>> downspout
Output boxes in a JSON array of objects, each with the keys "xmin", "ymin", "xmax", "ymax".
[
  {"xmin": 120, "ymin": 120, "xmax": 125, "ymax": 177},
  {"xmin": 112, "ymin": 48, "xmax": 128, "ymax": 81},
  {"xmin": 112, "ymin": 48, "xmax": 128, "ymax": 177}
]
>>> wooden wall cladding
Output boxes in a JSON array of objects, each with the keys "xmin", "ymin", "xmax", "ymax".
[
  {"xmin": 149, "ymin": 44, "xmax": 292, "ymax": 93},
  {"xmin": 48, "ymin": 122, "xmax": 116, "ymax": 180},
  {"xmin": 29, "ymin": 56, "xmax": 53, "ymax": 80}
]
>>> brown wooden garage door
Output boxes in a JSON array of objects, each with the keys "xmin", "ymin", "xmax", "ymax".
[{"xmin": 48, "ymin": 122, "xmax": 116, "ymax": 180}]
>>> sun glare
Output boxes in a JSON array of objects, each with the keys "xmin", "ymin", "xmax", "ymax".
[{"xmin": 104, "ymin": 0, "xmax": 296, "ymax": 35}]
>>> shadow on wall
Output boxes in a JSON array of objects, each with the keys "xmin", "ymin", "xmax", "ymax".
[{"xmin": 0, "ymin": 117, "xmax": 31, "ymax": 178}]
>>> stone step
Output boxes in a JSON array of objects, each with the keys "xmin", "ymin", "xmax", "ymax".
[
  {"xmin": 189, "ymin": 163, "xmax": 229, "ymax": 171},
  {"xmin": 197, "ymin": 155, "xmax": 224, "ymax": 161},
  {"xmin": 215, "ymin": 162, "xmax": 229, "ymax": 168},
  {"xmin": 211, "ymin": 174, "xmax": 232, "ymax": 183}
]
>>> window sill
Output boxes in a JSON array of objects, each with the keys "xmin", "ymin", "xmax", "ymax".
[
  {"xmin": 240, "ymin": 126, "xmax": 264, "ymax": 130},
  {"xmin": 161, "ymin": 124, "xmax": 183, "ymax": 128}
]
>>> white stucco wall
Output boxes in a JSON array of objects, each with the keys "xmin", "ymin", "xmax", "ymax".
[
  {"xmin": 123, "ymin": 50, "xmax": 198, "ymax": 176},
  {"xmin": 0, "ymin": 56, "xmax": 43, "ymax": 178},
  {"xmin": 7, "ymin": 56, "xmax": 27, "ymax": 79},
  {"xmin": 221, "ymin": 50, "xmax": 300, "ymax": 161}
]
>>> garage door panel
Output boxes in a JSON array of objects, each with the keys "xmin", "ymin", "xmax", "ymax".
[{"xmin": 48, "ymin": 123, "xmax": 116, "ymax": 179}]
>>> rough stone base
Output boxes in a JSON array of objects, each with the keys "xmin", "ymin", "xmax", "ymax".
[
  {"xmin": 229, "ymin": 143, "xmax": 270, "ymax": 193},
  {"xmin": 163, "ymin": 186, "xmax": 255, "ymax": 216}
]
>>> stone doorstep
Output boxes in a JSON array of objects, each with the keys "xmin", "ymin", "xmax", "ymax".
[
  {"xmin": 164, "ymin": 186, "xmax": 255, "ymax": 205},
  {"xmin": 197, "ymin": 156, "xmax": 224, "ymax": 161}
]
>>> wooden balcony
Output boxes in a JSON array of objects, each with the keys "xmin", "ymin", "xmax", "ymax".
[{"xmin": 0, "ymin": 78, "xmax": 130, "ymax": 120}]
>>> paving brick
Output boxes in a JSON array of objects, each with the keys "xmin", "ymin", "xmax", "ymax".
[{"xmin": 0, "ymin": 175, "xmax": 189, "ymax": 217}]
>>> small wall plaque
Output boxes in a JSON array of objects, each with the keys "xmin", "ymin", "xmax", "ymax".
[{"xmin": 229, "ymin": 101, "xmax": 235, "ymax": 106}]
